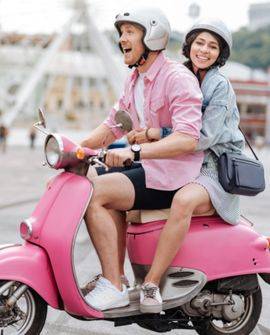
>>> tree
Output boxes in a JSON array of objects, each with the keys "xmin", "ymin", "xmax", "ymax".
[{"xmin": 231, "ymin": 26, "xmax": 270, "ymax": 69}]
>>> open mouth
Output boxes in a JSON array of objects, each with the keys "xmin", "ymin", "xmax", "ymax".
[
  {"xmin": 196, "ymin": 55, "xmax": 209, "ymax": 61},
  {"xmin": 123, "ymin": 48, "xmax": 132, "ymax": 54}
]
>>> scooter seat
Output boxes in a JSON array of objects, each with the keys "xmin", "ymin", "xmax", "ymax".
[{"xmin": 127, "ymin": 208, "xmax": 215, "ymax": 224}]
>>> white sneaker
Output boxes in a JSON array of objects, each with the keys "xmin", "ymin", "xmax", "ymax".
[
  {"xmin": 81, "ymin": 274, "xmax": 130, "ymax": 296},
  {"xmin": 140, "ymin": 282, "xmax": 162, "ymax": 313},
  {"xmin": 85, "ymin": 277, "xmax": 129, "ymax": 311}
]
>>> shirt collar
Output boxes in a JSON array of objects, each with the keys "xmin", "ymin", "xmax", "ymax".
[{"xmin": 130, "ymin": 52, "xmax": 166, "ymax": 84}]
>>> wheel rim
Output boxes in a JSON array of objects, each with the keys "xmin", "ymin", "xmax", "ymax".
[
  {"xmin": 210, "ymin": 294, "xmax": 253, "ymax": 334},
  {"xmin": 0, "ymin": 282, "xmax": 36, "ymax": 334}
]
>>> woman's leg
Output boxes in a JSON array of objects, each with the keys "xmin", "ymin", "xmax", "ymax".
[{"xmin": 144, "ymin": 183, "xmax": 213, "ymax": 286}]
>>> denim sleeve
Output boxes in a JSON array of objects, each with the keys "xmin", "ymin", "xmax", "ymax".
[
  {"xmin": 196, "ymin": 80, "xmax": 231, "ymax": 151},
  {"xmin": 161, "ymin": 127, "xmax": 172, "ymax": 138}
]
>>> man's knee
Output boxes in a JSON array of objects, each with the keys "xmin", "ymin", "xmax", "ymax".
[
  {"xmin": 88, "ymin": 177, "xmax": 109, "ymax": 207},
  {"xmin": 87, "ymin": 173, "xmax": 135, "ymax": 211}
]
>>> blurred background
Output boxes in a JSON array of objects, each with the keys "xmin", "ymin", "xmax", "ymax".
[
  {"xmin": 0, "ymin": 1, "xmax": 269, "ymax": 333},
  {"xmin": 0, "ymin": 0, "xmax": 269, "ymax": 146}
]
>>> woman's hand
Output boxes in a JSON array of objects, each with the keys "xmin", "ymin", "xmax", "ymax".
[{"xmin": 126, "ymin": 128, "xmax": 161, "ymax": 144}]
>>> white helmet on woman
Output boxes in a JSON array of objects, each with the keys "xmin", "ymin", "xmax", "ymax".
[
  {"xmin": 186, "ymin": 18, "xmax": 232, "ymax": 51},
  {"xmin": 114, "ymin": 7, "xmax": 171, "ymax": 67},
  {"xmin": 182, "ymin": 18, "xmax": 232, "ymax": 67}
]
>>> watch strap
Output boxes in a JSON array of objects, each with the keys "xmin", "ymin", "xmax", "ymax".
[{"xmin": 133, "ymin": 150, "xmax": 140, "ymax": 161}]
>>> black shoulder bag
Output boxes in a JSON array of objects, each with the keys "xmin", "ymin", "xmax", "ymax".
[{"xmin": 218, "ymin": 128, "xmax": 265, "ymax": 196}]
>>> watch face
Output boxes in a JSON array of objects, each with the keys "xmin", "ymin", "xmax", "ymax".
[{"xmin": 132, "ymin": 144, "xmax": 141, "ymax": 152}]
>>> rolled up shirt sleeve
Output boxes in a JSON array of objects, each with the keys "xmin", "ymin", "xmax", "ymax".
[
  {"xmin": 167, "ymin": 70, "xmax": 203, "ymax": 139},
  {"xmin": 197, "ymin": 80, "xmax": 230, "ymax": 151}
]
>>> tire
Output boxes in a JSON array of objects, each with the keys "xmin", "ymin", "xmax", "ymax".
[
  {"xmin": 0, "ymin": 281, "xmax": 48, "ymax": 335},
  {"xmin": 193, "ymin": 288, "xmax": 262, "ymax": 335}
]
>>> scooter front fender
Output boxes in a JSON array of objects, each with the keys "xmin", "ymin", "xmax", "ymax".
[{"xmin": 0, "ymin": 243, "xmax": 60, "ymax": 308}]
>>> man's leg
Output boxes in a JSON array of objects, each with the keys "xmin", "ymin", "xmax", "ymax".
[
  {"xmin": 108, "ymin": 209, "xmax": 128, "ymax": 276},
  {"xmin": 87, "ymin": 166, "xmax": 128, "ymax": 277},
  {"xmin": 85, "ymin": 172, "xmax": 135, "ymax": 291}
]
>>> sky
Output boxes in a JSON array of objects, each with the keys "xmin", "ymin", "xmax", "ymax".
[{"xmin": 0, "ymin": 0, "xmax": 268, "ymax": 34}]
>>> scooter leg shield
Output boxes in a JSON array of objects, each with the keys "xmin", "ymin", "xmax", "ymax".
[{"xmin": 0, "ymin": 243, "xmax": 60, "ymax": 309}]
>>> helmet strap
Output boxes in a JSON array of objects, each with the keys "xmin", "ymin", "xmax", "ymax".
[{"xmin": 128, "ymin": 49, "xmax": 150, "ymax": 69}]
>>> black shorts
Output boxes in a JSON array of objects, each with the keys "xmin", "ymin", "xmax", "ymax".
[{"xmin": 96, "ymin": 163, "xmax": 179, "ymax": 210}]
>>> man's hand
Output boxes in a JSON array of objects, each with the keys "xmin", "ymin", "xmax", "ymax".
[
  {"xmin": 105, "ymin": 148, "xmax": 134, "ymax": 167},
  {"xmin": 127, "ymin": 128, "xmax": 161, "ymax": 144}
]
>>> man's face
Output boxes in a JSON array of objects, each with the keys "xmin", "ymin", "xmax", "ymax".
[{"xmin": 119, "ymin": 23, "xmax": 145, "ymax": 65}]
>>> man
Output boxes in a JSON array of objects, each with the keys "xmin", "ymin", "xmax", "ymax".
[{"xmin": 81, "ymin": 7, "xmax": 203, "ymax": 311}]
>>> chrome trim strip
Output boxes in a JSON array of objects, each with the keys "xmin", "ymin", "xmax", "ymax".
[
  {"xmin": 0, "ymin": 244, "xmax": 21, "ymax": 251},
  {"xmin": 71, "ymin": 178, "xmax": 93, "ymax": 302}
]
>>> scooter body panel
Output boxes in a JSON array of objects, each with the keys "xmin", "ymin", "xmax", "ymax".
[
  {"xmin": 127, "ymin": 216, "xmax": 270, "ymax": 281},
  {"xmin": 27, "ymin": 172, "xmax": 103, "ymax": 318},
  {"xmin": 0, "ymin": 243, "xmax": 60, "ymax": 308}
]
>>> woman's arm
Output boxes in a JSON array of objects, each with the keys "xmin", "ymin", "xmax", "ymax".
[{"xmin": 197, "ymin": 80, "xmax": 231, "ymax": 151}]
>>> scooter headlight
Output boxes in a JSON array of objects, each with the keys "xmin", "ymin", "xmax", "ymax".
[
  {"xmin": 45, "ymin": 135, "xmax": 63, "ymax": 168},
  {"xmin": 20, "ymin": 219, "xmax": 33, "ymax": 240}
]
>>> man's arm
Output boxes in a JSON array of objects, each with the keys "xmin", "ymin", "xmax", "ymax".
[
  {"xmin": 104, "ymin": 131, "xmax": 197, "ymax": 167},
  {"xmin": 140, "ymin": 132, "xmax": 197, "ymax": 159},
  {"xmin": 80, "ymin": 124, "xmax": 117, "ymax": 149}
]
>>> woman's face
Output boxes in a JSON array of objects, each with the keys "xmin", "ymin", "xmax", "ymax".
[{"xmin": 190, "ymin": 31, "xmax": 220, "ymax": 71}]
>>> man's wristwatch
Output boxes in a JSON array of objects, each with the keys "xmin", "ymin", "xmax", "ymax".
[{"xmin": 131, "ymin": 144, "xmax": 141, "ymax": 161}]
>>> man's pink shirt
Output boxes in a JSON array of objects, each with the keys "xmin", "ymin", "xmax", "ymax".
[{"xmin": 104, "ymin": 52, "xmax": 204, "ymax": 190}]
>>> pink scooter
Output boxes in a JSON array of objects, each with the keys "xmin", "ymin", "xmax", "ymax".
[{"xmin": 0, "ymin": 109, "xmax": 269, "ymax": 335}]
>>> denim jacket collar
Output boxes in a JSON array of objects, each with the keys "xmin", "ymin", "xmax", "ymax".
[{"xmin": 201, "ymin": 67, "xmax": 219, "ymax": 90}]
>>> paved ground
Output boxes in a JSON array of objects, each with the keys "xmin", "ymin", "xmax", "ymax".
[{"xmin": 0, "ymin": 133, "xmax": 270, "ymax": 334}]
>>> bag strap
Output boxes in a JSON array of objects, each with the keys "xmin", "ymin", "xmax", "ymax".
[{"xmin": 238, "ymin": 126, "xmax": 259, "ymax": 161}]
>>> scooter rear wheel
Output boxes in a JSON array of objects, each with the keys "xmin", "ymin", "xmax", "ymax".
[
  {"xmin": 193, "ymin": 288, "xmax": 262, "ymax": 335},
  {"xmin": 0, "ymin": 280, "xmax": 48, "ymax": 335}
]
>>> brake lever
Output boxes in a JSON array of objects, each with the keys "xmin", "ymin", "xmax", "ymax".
[{"xmin": 90, "ymin": 157, "xmax": 109, "ymax": 171}]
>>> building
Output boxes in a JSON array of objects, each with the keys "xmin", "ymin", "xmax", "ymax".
[
  {"xmin": 1, "ymin": 31, "xmax": 270, "ymax": 144},
  {"xmin": 221, "ymin": 62, "xmax": 270, "ymax": 144},
  {"xmin": 249, "ymin": 2, "xmax": 270, "ymax": 31}
]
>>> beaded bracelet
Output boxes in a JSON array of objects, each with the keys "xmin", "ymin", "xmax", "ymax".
[{"xmin": 145, "ymin": 128, "xmax": 152, "ymax": 142}]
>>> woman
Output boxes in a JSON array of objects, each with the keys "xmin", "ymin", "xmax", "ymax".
[{"xmin": 127, "ymin": 18, "xmax": 245, "ymax": 313}]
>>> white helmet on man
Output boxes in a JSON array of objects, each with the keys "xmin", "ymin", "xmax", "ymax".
[{"xmin": 114, "ymin": 7, "xmax": 171, "ymax": 51}]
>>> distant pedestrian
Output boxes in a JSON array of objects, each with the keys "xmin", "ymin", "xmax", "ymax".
[
  {"xmin": 29, "ymin": 127, "xmax": 37, "ymax": 149},
  {"xmin": 0, "ymin": 124, "xmax": 8, "ymax": 153}
]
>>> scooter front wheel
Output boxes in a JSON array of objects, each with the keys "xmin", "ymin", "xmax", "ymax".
[
  {"xmin": 193, "ymin": 287, "xmax": 262, "ymax": 335},
  {"xmin": 0, "ymin": 280, "xmax": 47, "ymax": 335}
]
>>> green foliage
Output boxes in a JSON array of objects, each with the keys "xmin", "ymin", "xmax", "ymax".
[{"xmin": 231, "ymin": 26, "xmax": 270, "ymax": 69}]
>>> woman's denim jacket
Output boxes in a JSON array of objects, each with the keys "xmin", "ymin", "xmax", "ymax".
[{"xmin": 163, "ymin": 67, "xmax": 245, "ymax": 162}]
